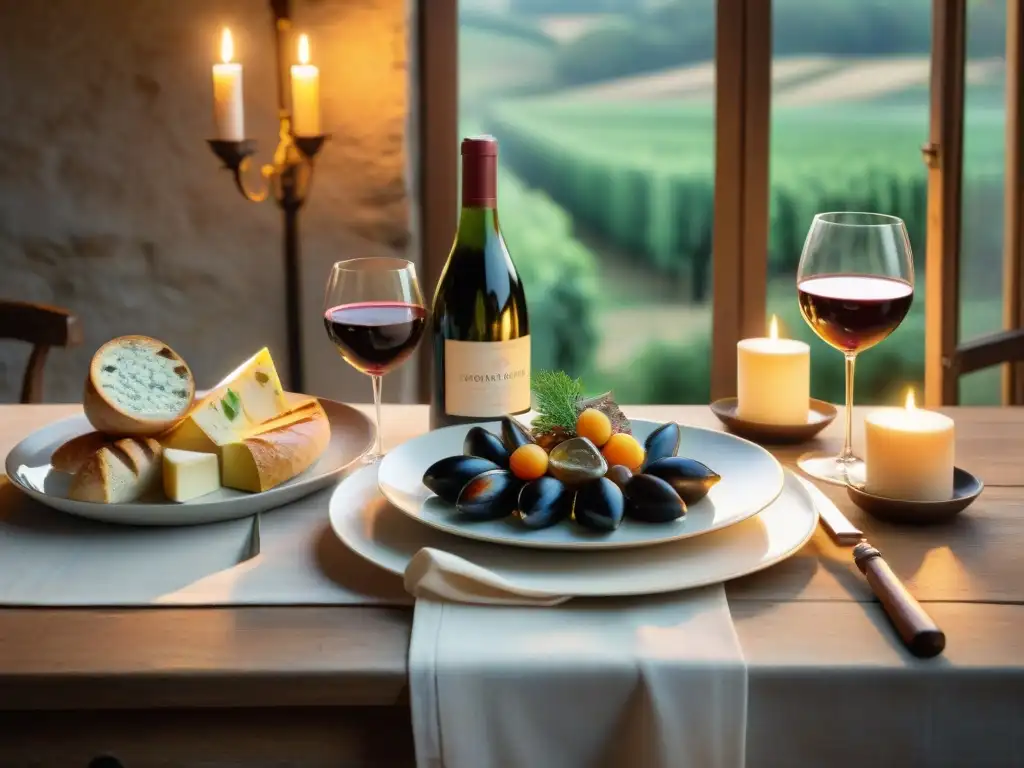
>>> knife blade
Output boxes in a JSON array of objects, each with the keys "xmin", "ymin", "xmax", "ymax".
[{"xmin": 799, "ymin": 476, "xmax": 945, "ymax": 658}]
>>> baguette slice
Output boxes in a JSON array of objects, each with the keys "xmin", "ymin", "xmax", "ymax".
[
  {"xmin": 68, "ymin": 437, "xmax": 163, "ymax": 503},
  {"xmin": 221, "ymin": 401, "xmax": 330, "ymax": 492},
  {"xmin": 83, "ymin": 335, "xmax": 196, "ymax": 437},
  {"xmin": 52, "ymin": 431, "xmax": 115, "ymax": 474}
]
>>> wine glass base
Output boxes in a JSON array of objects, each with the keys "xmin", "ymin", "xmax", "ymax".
[
  {"xmin": 797, "ymin": 452, "xmax": 865, "ymax": 486},
  {"xmin": 362, "ymin": 451, "xmax": 383, "ymax": 465}
]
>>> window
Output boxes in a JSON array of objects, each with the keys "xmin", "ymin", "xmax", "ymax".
[
  {"xmin": 958, "ymin": 0, "xmax": 1007, "ymax": 404},
  {"xmin": 457, "ymin": 0, "xmax": 717, "ymax": 403}
]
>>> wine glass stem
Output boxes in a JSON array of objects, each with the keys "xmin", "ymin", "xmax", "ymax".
[
  {"xmin": 371, "ymin": 374, "xmax": 384, "ymax": 457},
  {"xmin": 841, "ymin": 352, "xmax": 856, "ymax": 463}
]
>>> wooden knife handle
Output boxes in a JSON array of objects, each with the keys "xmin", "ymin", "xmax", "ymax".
[{"xmin": 853, "ymin": 542, "xmax": 945, "ymax": 658}]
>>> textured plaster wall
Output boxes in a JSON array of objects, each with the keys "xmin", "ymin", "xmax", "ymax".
[{"xmin": 0, "ymin": 0, "xmax": 418, "ymax": 404}]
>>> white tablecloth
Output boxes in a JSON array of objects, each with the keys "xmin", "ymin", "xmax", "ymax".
[{"xmin": 0, "ymin": 478, "xmax": 409, "ymax": 606}]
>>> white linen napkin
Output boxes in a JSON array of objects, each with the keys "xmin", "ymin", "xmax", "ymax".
[{"xmin": 408, "ymin": 548, "xmax": 747, "ymax": 768}]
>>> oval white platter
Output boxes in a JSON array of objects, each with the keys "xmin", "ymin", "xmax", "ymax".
[
  {"xmin": 4, "ymin": 398, "xmax": 374, "ymax": 526},
  {"xmin": 377, "ymin": 419, "xmax": 785, "ymax": 551},
  {"xmin": 333, "ymin": 464, "xmax": 818, "ymax": 597}
]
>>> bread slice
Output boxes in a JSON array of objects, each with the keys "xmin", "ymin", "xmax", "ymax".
[
  {"xmin": 68, "ymin": 437, "xmax": 163, "ymax": 503},
  {"xmin": 221, "ymin": 400, "xmax": 331, "ymax": 492},
  {"xmin": 52, "ymin": 431, "xmax": 115, "ymax": 474},
  {"xmin": 83, "ymin": 336, "xmax": 196, "ymax": 437}
]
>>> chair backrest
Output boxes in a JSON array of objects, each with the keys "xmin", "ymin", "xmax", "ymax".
[
  {"xmin": 0, "ymin": 300, "xmax": 83, "ymax": 403},
  {"xmin": 953, "ymin": 328, "xmax": 1024, "ymax": 405}
]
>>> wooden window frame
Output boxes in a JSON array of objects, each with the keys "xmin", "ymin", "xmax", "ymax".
[
  {"xmin": 414, "ymin": 0, "xmax": 773, "ymax": 403},
  {"xmin": 925, "ymin": 0, "xmax": 1024, "ymax": 406}
]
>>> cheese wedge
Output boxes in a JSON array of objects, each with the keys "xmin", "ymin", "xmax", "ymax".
[
  {"xmin": 161, "ymin": 348, "xmax": 291, "ymax": 452},
  {"xmin": 163, "ymin": 448, "xmax": 221, "ymax": 502},
  {"xmin": 221, "ymin": 400, "xmax": 330, "ymax": 492}
]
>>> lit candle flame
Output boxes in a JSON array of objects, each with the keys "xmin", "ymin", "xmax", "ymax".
[
  {"xmin": 905, "ymin": 388, "xmax": 917, "ymax": 411},
  {"xmin": 298, "ymin": 33, "xmax": 310, "ymax": 65},
  {"xmin": 220, "ymin": 28, "xmax": 234, "ymax": 64},
  {"xmin": 769, "ymin": 315, "xmax": 779, "ymax": 340}
]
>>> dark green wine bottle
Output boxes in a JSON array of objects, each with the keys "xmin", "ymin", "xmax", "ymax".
[{"xmin": 429, "ymin": 136, "xmax": 530, "ymax": 430}]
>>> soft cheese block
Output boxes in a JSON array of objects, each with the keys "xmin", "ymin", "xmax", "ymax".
[
  {"xmin": 161, "ymin": 347, "xmax": 292, "ymax": 452},
  {"xmin": 221, "ymin": 400, "xmax": 330, "ymax": 492},
  {"xmin": 83, "ymin": 336, "xmax": 196, "ymax": 437},
  {"xmin": 163, "ymin": 448, "xmax": 221, "ymax": 502}
]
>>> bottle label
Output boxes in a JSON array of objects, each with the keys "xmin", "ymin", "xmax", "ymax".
[{"xmin": 444, "ymin": 337, "xmax": 531, "ymax": 417}]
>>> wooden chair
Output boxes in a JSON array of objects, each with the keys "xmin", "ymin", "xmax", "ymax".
[
  {"xmin": 952, "ymin": 329, "xmax": 1024, "ymax": 404},
  {"xmin": 0, "ymin": 301, "xmax": 83, "ymax": 403}
]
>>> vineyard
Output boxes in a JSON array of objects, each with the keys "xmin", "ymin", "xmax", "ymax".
[{"xmin": 485, "ymin": 98, "xmax": 1006, "ymax": 301}]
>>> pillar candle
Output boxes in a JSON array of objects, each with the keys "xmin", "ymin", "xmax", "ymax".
[
  {"xmin": 737, "ymin": 316, "xmax": 810, "ymax": 424},
  {"xmin": 865, "ymin": 390, "xmax": 954, "ymax": 500},
  {"xmin": 212, "ymin": 29, "xmax": 245, "ymax": 141},
  {"xmin": 291, "ymin": 34, "xmax": 321, "ymax": 136}
]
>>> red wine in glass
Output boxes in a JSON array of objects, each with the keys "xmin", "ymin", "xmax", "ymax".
[
  {"xmin": 324, "ymin": 301, "xmax": 426, "ymax": 376},
  {"xmin": 797, "ymin": 274, "xmax": 913, "ymax": 354}
]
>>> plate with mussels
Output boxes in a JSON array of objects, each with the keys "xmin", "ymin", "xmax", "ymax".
[{"xmin": 377, "ymin": 372, "xmax": 785, "ymax": 550}]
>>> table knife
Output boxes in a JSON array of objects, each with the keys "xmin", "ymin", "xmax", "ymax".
[{"xmin": 806, "ymin": 479, "xmax": 945, "ymax": 659}]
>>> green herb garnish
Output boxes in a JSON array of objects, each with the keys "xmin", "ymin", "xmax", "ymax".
[
  {"xmin": 531, "ymin": 370, "xmax": 583, "ymax": 433},
  {"xmin": 221, "ymin": 388, "xmax": 242, "ymax": 420}
]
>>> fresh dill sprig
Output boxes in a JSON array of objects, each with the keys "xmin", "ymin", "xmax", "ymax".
[{"xmin": 531, "ymin": 370, "xmax": 583, "ymax": 433}]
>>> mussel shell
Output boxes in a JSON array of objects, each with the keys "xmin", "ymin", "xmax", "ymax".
[
  {"xmin": 517, "ymin": 476, "xmax": 572, "ymax": 530},
  {"xmin": 605, "ymin": 465, "xmax": 633, "ymax": 490},
  {"xmin": 456, "ymin": 469, "xmax": 521, "ymax": 521},
  {"xmin": 500, "ymin": 415, "xmax": 536, "ymax": 452},
  {"xmin": 642, "ymin": 422, "xmax": 682, "ymax": 470},
  {"xmin": 548, "ymin": 436, "xmax": 608, "ymax": 486},
  {"xmin": 423, "ymin": 455, "xmax": 501, "ymax": 504},
  {"xmin": 574, "ymin": 477, "xmax": 625, "ymax": 532},
  {"xmin": 623, "ymin": 474, "xmax": 687, "ymax": 523},
  {"xmin": 463, "ymin": 426, "xmax": 510, "ymax": 468},
  {"xmin": 644, "ymin": 457, "xmax": 721, "ymax": 505}
]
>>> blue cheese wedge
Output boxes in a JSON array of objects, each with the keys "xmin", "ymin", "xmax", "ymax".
[
  {"xmin": 83, "ymin": 336, "xmax": 196, "ymax": 437},
  {"xmin": 162, "ymin": 448, "xmax": 221, "ymax": 502}
]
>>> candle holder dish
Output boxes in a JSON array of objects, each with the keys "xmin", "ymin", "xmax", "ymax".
[
  {"xmin": 846, "ymin": 467, "xmax": 983, "ymax": 525},
  {"xmin": 204, "ymin": 0, "xmax": 330, "ymax": 394},
  {"xmin": 709, "ymin": 398, "xmax": 837, "ymax": 444}
]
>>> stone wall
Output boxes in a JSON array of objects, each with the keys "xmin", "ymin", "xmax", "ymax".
[{"xmin": 0, "ymin": 0, "xmax": 419, "ymax": 405}]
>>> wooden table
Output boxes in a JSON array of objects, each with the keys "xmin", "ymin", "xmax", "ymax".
[{"xmin": 1, "ymin": 404, "xmax": 1022, "ymax": 767}]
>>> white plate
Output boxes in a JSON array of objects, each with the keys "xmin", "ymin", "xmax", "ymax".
[
  {"xmin": 4, "ymin": 398, "xmax": 375, "ymax": 526},
  {"xmin": 377, "ymin": 419, "xmax": 785, "ymax": 550},
  {"xmin": 333, "ymin": 465, "xmax": 818, "ymax": 597}
]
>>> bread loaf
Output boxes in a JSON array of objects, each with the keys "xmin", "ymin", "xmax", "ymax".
[
  {"xmin": 221, "ymin": 400, "xmax": 331, "ymax": 492},
  {"xmin": 83, "ymin": 336, "xmax": 195, "ymax": 437},
  {"xmin": 68, "ymin": 437, "xmax": 163, "ymax": 503},
  {"xmin": 52, "ymin": 432, "xmax": 115, "ymax": 474}
]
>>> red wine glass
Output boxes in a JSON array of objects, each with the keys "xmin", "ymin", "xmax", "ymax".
[
  {"xmin": 323, "ymin": 258, "xmax": 426, "ymax": 463},
  {"xmin": 796, "ymin": 212, "xmax": 915, "ymax": 485}
]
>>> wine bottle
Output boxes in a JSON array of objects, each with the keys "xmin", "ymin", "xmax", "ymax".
[{"xmin": 429, "ymin": 136, "xmax": 530, "ymax": 430}]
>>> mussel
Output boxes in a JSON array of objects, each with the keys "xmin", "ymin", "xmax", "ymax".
[
  {"xmin": 456, "ymin": 469, "xmax": 521, "ymax": 521},
  {"xmin": 423, "ymin": 455, "xmax": 501, "ymax": 504},
  {"xmin": 463, "ymin": 426, "xmax": 510, "ymax": 468},
  {"xmin": 548, "ymin": 437, "xmax": 608, "ymax": 486},
  {"xmin": 623, "ymin": 474, "xmax": 686, "ymax": 523},
  {"xmin": 574, "ymin": 477, "xmax": 625, "ymax": 532},
  {"xmin": 518, "ymin": 476, "xmax": 572, "ymax": 530},
  {"xmin": 605, "ymin": 464, "xmax": 633, "ymax": 490},
  {"xmin": 501, "ymin": 415, "xmax": 535, "ymax": 452},
  {"xmin": 642, "ymin": 422, "xmax": 682, "ymax": 470},
  {"xmin": 644, "ymin": 457, "xmax": 721, "ymax": 505}
]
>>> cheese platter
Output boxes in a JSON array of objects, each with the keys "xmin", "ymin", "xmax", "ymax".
[{"xmin": 4, "ymin": 335, "xmax": 375, "ymax": 525}]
